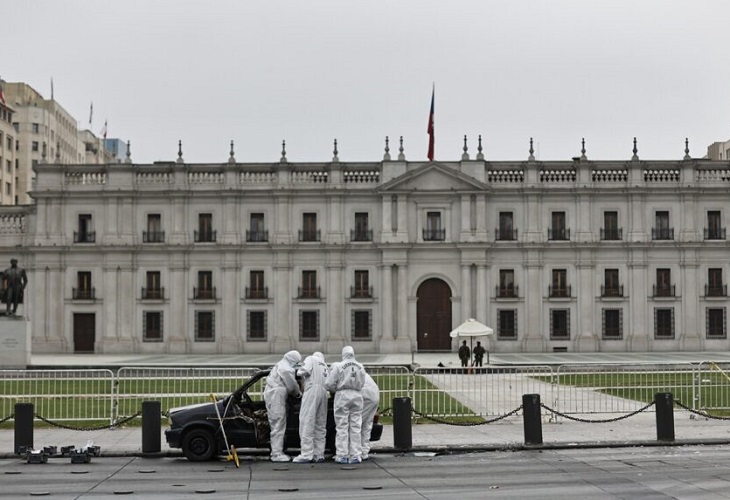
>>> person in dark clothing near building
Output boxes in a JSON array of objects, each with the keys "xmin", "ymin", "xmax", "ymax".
[
  {"xmin": 458, "ymin": 340, "xmax": 470, "ymax": 367},
  {"xmin": 473, "ymin": 341, "xmax": 486, "ymax": 367}
]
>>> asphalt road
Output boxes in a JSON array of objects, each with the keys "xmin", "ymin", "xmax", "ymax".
[{"xmin": 3, "ymin": 446, "xmax": 730, "ymax": 499}]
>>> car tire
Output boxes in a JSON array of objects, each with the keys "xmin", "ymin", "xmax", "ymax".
[{"xmin": 182, "ymin": 428, "xmax": 217, "ymax": 462}]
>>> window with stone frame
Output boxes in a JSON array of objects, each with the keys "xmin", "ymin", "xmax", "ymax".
[
  {"xmin": 550, "ymin": 309, "xmax": 570, "ymax": 339},
  {"xmin": 654, "ymin": 308, "xmax": 674, "ymax": 339},
  {"xmin": 707, "ymin": 307, "xmax": 726, "ymax": 339},
  {"xmin": 352, "ymin": 310, "xmax": 372, "ymax": 340},
  {"xmin": 247, "ymin": 310, "xmax": 267, "ymax": 341},
  {"xmin": 195, "ymin": 311, "xmax": 215, "ymax": 341},
  {"xmin": 300, "ymin": 310, "xmax": 319, "ymax": 340},
  {"xmin": 143, "ymin": 311, "xmax": 163, "ymax": 341},
  {"xmin": 602, "ymin": 309, "xmax": 622, "ymax": 339},
  {"xmin": 497, "ymin": 309, "xmax": 517, "ymax": 339}
]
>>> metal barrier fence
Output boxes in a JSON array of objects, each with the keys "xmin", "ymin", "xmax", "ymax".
[
  {"xmin": 413, "ymin": 366, "xmax": 554, "ymax": 418},
  {"xmin": 554, "ymin": 363, "xmax": 697, "ymax": 415},
  {"xmin": 0, "ymin": 369, "xmax": 115, "ymax": 423},
  {"xmin": 2, "ymin": 362, "xmax": 730, "ymax": 423},
  {"xmin": 116, "ymin": 367, "xmax": 259, "ymax": 420}
]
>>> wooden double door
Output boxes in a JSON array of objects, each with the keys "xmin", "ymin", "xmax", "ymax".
[{"xmin": 416, "ymin": 278, "xmax": 452, "ymax": 351}]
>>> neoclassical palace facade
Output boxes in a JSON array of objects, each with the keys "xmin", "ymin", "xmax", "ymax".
[{"xmin": 2, "ymin": 144, "xmax": 730, "ymax": 355}]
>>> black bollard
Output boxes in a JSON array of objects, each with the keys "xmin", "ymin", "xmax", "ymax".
[
  {"xmin": 142, "ymin": 401, "xmax": 162, "ymax": 453},
  {"xmin": 392, "ymin": 397, "xmax": 412, "ymax": 451},
  {"xmin": 522, "ymin": 394, "xmax": 543, "ymax": 445},
  {"xmin": 14, "ymin": 402, "xmax": 34, "ymax": 455},
  {"xmin": 655, "ymin": 392, "xmax": 675, "ymax": 442}
]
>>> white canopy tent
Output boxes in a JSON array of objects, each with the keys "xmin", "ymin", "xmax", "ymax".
[{"xmin": 449, "ymin": 318, "xmax": 494, "ymax": 365}]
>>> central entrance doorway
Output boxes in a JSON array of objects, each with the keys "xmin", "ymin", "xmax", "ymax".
[
  {"xmin": 73, "ymin": 313, "xmax": 96, "ymax": 353},
  {"xmin": 416, "ymin": 278, "xmax": 452, "ymax": 351}
]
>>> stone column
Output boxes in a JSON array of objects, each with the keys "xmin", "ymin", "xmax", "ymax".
[
  {"xmin": 522, "ymin": 258, "xmax": 544, "ymax": 351},
  {"xmin": 476, "ymin": 264, "xmax": 487, "ymax": 325},
  {"xmin": 168, "ymin": 257, "xmax": 189, "ymax": 353},
  {"xmin": 461, "ymin": 264, "xmax": 471, "ymax": 320},
  {"xmin": 220, "ymin": 256, "xmax": 241, "ymax": 352},
  {"xmin": 325, "ymin": 255, "xmax": 346, "ymax": 352},
  {"xmin": 628, "ymin": 253, "xmax": 648, "ymax": 351},
  {"xmin": 680, "ymin": 251, "xmax": 701, "ymax": 350},
  {"xmin": 379, "ymin": 263, "xmax": 398, "ymax": 352},
  {"xmin": 575, "ymin": 259, "xmax": 598, "ymax": 351},
  {"xmin": 272, "ymin": 259, "xmax": 293, "ymax": 353}
]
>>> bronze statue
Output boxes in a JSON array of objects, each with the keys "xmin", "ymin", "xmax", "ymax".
[{"xmin": 1, "ymin": 258, "xmax": 28, "ymax": 315}]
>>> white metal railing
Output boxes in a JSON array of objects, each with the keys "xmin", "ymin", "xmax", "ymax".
[
  {"xmin": 0, "ymin": 369, "xmax": 115, "ymax": 423},
  {"xmin": 3, "ymin": 362, "xmax": 730, "ymax": 423}
]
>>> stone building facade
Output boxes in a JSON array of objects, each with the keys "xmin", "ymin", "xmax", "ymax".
[{"xmin": 3, "ymin": 144, "xmax": 730, "ymax": 355}]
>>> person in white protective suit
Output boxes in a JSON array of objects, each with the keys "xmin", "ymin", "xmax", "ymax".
[
  {"xmin": 324, "ymin": 346, "xmax": 366, "ymax": 464},
  {"xmin": 264, "ymin": 350, "xmax": 302, "ymax": 462},
  {"xmin": 360, "ymin": 372, "xmax": 380, "ymax": 461},
  {"xmin": 292, "ymin": 352, "xmax": 329, "ymax": 463}
]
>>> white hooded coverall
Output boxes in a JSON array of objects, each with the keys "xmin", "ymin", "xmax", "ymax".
[
  {"xmin": 295, "ymin": 352, "xmax": 329, "ymax": 460},
  {"xmin": 360, "ymin": 372, "xmax": 380, "ymax": 459},
  {"xmin": 264, "ymin": 350, "xmax": 302, "ymax": 459},
  {"xmin": 325, "ymin": 346, "xmax": 366, "ymax": 461}
]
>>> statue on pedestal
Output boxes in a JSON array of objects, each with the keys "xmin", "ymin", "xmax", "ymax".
[{"xmin": 1, "ymin": 258, "xmax": 28, "ymax": 316}]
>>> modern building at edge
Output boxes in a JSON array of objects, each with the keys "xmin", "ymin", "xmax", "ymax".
[{"xmin": 2, "ymin": 137, "xmax": 730, "ymax": 356}]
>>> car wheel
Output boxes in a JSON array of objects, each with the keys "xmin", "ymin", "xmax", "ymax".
[{"xmin": 182, "ymin": 428, "xmax": 217, "ymax": 462}]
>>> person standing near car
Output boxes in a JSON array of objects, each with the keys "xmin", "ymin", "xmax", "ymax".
[
  {"xmin": 325, "ymin": 346, "xmax": 366, "ymax": 464},
  {"xmin": 360, "ymin": 371, "xmax": 380, "ymax": 461},
  {"xmin": 293, "ymin": 351, "xmax": 329, "ymax": 463},
  {"xmin": 264, "ymin": 350, "xmax": 302, "ymax": 462}
]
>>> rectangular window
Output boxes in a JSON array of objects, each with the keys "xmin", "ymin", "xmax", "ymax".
[
  {"xmin": 31, "ymin": 141, "xmax": 39, "ymax": 152},
  {"xmin": 352, "ymin": 212, "xmax": 371, "ymax": 241},
  {"xmin": 498, "ymin": 269, "xmax": 516, "ymax": 297},
  {"xmin": 603, "ymin": 269, "xmax": 621, "ymax": 297},
  {"xmin": 497, "ymin": 212, "xmax": 515, "ymax": 240},
  {"xmin": 196, "ymin": 213, "xmax": 215, "ymax": 242},
  {"xmin": 353, "ymin": 270, "xmax": 370, "ymax": 298},
  {"xmin": 550, "ymin": 309, "xmax": 570, "ymax": 339},
  {"xmin": 75, "ymin": 214, "xmax": 94, "ymax": 243},
  {"xmin": 707, "ymin": 268, "xmax": 725, "ymax": 297},
  {"xmin": 32, "ymin": 123, "xmax": 39, "ymax": 133},
  {"xmin": 247, "ymin": 310, "xmax": 267, "ymax": 340},
  {"xmin": 144, "ymin": 214, "xmax": 164, "ymax": 242},
  {"xmin": 549, "ymin": 211, "xmax": 568, "ymax": 240},
  {"xmin": 602, "ymin": 309, "xmax": 622, "ymax": 339},
  {"xmin": 144, "ymin": 271, "xmax": 163, "ymax": 299},
  {"xmin": 550, "ymin": 269, "xmax": 569, "ymax": 297},
  {"xmin": 497, "ymin": 309, "xmax": 517, "ymax": 339},
  {"xmin": 301, "ymin": 271, "xmax": 318, "ymax": 298},
  {"xmin": 248, "ymin": 270, "xmax": 266, "ymax": 299},
  {"xmin": 706, "ymin": 211, "xmax": 724, "ymax": 240},
  {"xmin": 655, "ymin": 308, "xmax": 674, "ymax": 339},
  {"xmin": 196, "ymin": 271, "xmax": 215, "ymax": 299},
  {"xmin": 195, "ymin": 311, "xmax": 215, "ymax": 341},
  {"xmin": 300, "ymin": 310, "xmax": 319, "ymax": 340},
  {"xmin": 248, "ymin": 213, "xmax": 267, "ymax": 242},
  {"xmin": 602, "ymin": 211, "xmax": 621, "ymax": 240},
  {"xmin": 74, "ymin": 271, "xmax": 94, "ymax": 300},
  {"xmin": 352, "ymin": 310, "xmax": 372, "ymax": 340},
  {"xmin": 707, "ymin": 308, "xmax": 726, "ymax": 339},
  {"xmin": 143, "ymin": 311, "xmax": 163, "ymax": 341},
  {"xmin": 423, "ymin": 212, "xmax": 444, "ymax": 241},
  {"xmin": 301, "ymin": 213, "xmax": 319, "ymax": 241},
  {"xmin": 653, "ymin": 211, "xmax": 672, "ymax": 240},
  {"xmin": 655, "ymin": 268, "xmax": 673, "ymax": 297}
]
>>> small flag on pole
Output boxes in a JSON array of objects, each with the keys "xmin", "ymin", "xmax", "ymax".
[
  {"xmin": 89, "ymin": 102, "xmax": 93, "ymax": 126},
  {"xmin": 427, "ymin": 85, "xmax": 435, "ymax": 161},
  {"xmin": 100, "ymin": 120, "xmax": 107, "ymax": 139}
]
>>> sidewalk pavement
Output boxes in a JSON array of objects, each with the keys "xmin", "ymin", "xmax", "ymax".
[{"xmin": 4, "ymin": 411, "xmax": 730, "ymax": 459}]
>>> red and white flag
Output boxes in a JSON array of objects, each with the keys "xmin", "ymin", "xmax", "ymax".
[{"xmin": 427, "ymin": 86, "xmax": 435, "ymax": 161}]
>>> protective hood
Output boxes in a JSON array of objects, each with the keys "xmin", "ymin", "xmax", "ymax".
[
  {"xmin": 284, "ymin": 350, "xmax": 302, "ymax": 367},
  {"xmin": 313, "ymin": 351, "xmax": 325, "ymax": 361},
  {"xmin": 341, "ymin": 346, "xmax": 355, "ymax": 360}
]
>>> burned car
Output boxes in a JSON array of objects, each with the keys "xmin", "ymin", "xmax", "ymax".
[{"xmin": 165, "ymin": 369, "xmax": 383, "ymax": 461}]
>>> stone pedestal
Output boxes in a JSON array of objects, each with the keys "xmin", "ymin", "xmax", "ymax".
[{"xmin": 0, "ymin": 316, "xmax": 30, "ymax": 368}]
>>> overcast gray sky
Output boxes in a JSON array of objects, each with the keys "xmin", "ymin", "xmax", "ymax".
[{"xmin": 4, "ymin": 0, "xmax": 730, "ymax": 164}]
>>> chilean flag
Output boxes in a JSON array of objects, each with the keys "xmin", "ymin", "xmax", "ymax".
[{"xmin": 427, "ymin": 86, "xmax": 435, "ymax": 161}]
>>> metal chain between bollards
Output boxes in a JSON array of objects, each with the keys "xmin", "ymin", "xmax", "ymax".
[
  {"xmin": 674, "ymin": 400, "xmax": 730, "ymax": 420},
  {"xmin": 411, "ymin": 405, "xmax": 524, "ymax": 426},
  {"xmin": 33, "ymin": 411, "xmax": 143, "ymax": 431},
  {"xmin": 0, "ymin": 414, "xmax": 14, "ymax": 424},
  {"xmin": 540, "ymin": 401, "xmax": 655, "ymax": 423}
]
